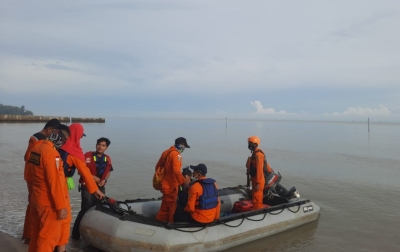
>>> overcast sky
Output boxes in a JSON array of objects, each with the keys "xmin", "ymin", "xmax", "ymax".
[{"xmin": 1, "ymin": 0, "xmax": 399, "ymax": 121}]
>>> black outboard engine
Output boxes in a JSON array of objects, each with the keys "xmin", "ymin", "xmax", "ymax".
[
  {"xmin": 275, "ymin": 184, "xmax": 298, "ymax": 198},
  {"xmin": 263, "ymin": 172, "xmax": 300, "ymax": 199}
]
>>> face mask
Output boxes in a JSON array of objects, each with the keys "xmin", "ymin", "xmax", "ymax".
[
  {"xmin": 49, "ymin": 130, "xmax": 67, "ymax": 149},
  {"xmin": 175, "ymin": 144, "xmax": 185, "ymax": 153},
  {"xmin": 248, "ymin": 142, "xmax": 256, "ymax": 151}
]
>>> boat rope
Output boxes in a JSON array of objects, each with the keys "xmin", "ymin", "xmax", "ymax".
[
  {"xmin": 245, "ymin": 212, "xmax": 267, "ymax": 221},
  {"xmin": 219, "ymin": 217, "xmax": 245, "ymax": 228},
  {"xmin": 218, "ymin": 202, "xmax": 303, "ymax": 228},
  {"xmin": 163, "ymin": 223, "xmax": 209, "ymax": 233},
  {"xmin": 268, "ymin": 208, "xmax": 285, "ymax": 215},
  {"xmin": 286, "ymin": 204, "xmax": 301, "ymax": 213}
]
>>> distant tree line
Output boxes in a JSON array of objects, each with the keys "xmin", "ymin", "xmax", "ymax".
[{"xmin": 0, "ymin": 104, "xmax": 34, "ymax": 115}]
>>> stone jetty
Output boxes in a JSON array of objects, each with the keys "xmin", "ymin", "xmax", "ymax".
[{"xmin": 0, "ymin": 115, "xmax": 105, "ymax": 123}]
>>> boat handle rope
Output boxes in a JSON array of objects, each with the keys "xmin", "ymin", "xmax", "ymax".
[
  {"xmin": 268, "ymin": 208, "xmax": 285, "ymax": 215},
  {"xmin": 163, "ymin": 201, "xmax": 305, "ymax": 232},
  {"xmin": 219, "ymin": 212, "xmax": 267, "ymax": 228},
  {"xmin": 163, "ymin": 223, "xmax": 209, "ymax": 233},
  {"xmin": 219, "ymin": 217, "xmax": 246, "ymax": 228},
  {"xmin": 245, "ymin": 212, "xmax": 267, "ymax": 221},
  {"xmin": 220, "ymin": 202, "xmax": 302, "ymax": 228},
  {"xmin": 286, "ymin": 204, "xmax": 301, "ymax": 213}
]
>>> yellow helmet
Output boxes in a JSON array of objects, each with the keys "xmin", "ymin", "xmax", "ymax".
[{"xmin": 247, "ymin": 136, "xmax": 260, "ymax": 146}]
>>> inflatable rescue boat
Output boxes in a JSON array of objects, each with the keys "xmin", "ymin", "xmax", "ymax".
[{"xmin": 80, "ymin": 186, "xmax": 319, "ymax": 252}]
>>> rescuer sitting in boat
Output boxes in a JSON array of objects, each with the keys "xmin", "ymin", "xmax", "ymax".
[
  {"xmin": 174, "ymin": 164, "xmax": 220, "ymax": 224},
  {"xmin": 173, "ymin": 167, "xmax": 193, "ymax": 222}
]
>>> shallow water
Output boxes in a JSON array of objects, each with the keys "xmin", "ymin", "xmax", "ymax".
[{"xmin": 1, "ymin": 118, "xmax": 399, "ymax": 251}]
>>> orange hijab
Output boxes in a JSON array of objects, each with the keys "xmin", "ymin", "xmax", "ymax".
[{"xmin": 60, "ymin": 123, "xmax": 85, "ymax": 161}]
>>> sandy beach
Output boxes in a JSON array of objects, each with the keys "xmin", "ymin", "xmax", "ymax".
[
  {"xmin": 0, "ymin": 232, "xmax": 27, "ymax": 252},
  {"xmin": 0, "ymin": 231, "xmax": 99, "ymax": 252}
]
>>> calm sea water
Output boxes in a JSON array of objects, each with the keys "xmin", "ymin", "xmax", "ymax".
[{"xmin": 1, "ymin": 118, "xmax": 399, "ymax": 251}]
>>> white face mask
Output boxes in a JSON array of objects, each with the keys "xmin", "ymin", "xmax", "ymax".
[{"xmin": 192, "ymin": 171, "xmax": 201, "ymax": 181}]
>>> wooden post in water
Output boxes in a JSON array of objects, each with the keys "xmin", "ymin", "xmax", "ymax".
[
  {"xmin": 225, "ymin": 117, "xmax": 227, "ymax": 129},
  {"xmin": 368, "ymin": 117, "xmax": 369, "ymax": 132}
]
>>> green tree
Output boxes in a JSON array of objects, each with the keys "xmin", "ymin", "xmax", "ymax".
[{"xmin": 0, "ymin": 104, "xmax": 34, "ymax": 115}]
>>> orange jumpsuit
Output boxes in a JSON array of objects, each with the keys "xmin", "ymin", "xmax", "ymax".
[
  {"xmin": 184, "ymin": 178, "xmax": 220, "ymax": 223},
  {"xmin": 23, "ymin": 133, "xmax": 46, "ymax": 240},
  {"xmin": 155, "ymin": 147, "xmax": 185, "ymax": 222},
  {"xmin": 27, "ymin": 141, "xmax": 99, "ymax": 251},
  {"xmin": 27, "ymin": 140, "xmax": 69, "ymax": 252},
  {"xmin": 57, "ymin": 154, "xmax": 99, "ymax": 246},
  {"xmin": 248, "ymin": 148, "xmax": 265, "ymax": 210}
]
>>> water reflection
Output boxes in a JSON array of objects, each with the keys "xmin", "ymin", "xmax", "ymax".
[{"xmin": 223, "ymin": 218, "xmax": 320, "ymax": 252}]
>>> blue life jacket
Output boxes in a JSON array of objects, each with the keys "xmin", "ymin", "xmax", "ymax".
[
  {"xmin": 93, "ymin": 153, "xmax": 107, "ymax": 178},
  {"xmin": 58, "ymin": 149, "xmax": 76, "ymax": 177},
  {"xmin": 197, "ymin": 178, "xmax": 219, "ymax": 210}
]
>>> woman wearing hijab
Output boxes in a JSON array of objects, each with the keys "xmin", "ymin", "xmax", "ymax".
[{"xmin": 56, "ymin": 123, "xmax": 105, "ymax": 252}]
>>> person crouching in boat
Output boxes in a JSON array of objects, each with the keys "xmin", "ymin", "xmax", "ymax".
[
  {"xmin": 176, "ymin": 164, "xmax": 220, "ymax": 224},
  {"xmin": 247, "ymin": 136, "xmax": 266, "ymax": 210},
  {"xmin": 173, "ymin": 167, "xmax": 193, "ymax": 222}
]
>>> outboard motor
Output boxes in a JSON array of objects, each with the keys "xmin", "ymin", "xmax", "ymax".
[
  {"xmin": 275, "ymin": 184, "xmax": 299, "ymax": 199},
  {"xmin": 264, "ymin": 171, "xmax": 281, "ymax": 191},
  {"xmin": 263, "ymin": 172, "xmax": 300, "ymax": 199}
]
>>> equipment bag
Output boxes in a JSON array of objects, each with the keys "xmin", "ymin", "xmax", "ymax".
[
  {"xmin": 232, "ymin": 200, "xmax": 269, "ymax": 213},
  {"xmin": 152, "ymin": 150, "xmax": 175, "ymax": 190}
]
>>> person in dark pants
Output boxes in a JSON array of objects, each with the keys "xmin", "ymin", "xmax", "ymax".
[
  {"xmin": 72, "ymin": 137, "xmax": 113, "ymax": 240},
  {"xmin": 173, "ymin": 167, "xmax": 192, "ymax": 222}
]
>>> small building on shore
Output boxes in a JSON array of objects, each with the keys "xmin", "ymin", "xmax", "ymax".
[{"xmin": 0, "ymin": 115, "xmax": 105, "ymax": 123}]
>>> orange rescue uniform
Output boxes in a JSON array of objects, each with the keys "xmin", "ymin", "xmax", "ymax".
[
  {"xmin": 28, "ymin": 140, "xmax": 69, "ymax": 252},
  {"xmin": 155, "ymin": 147, "xmax": 185, "ymax": 222},
  {"xmin": 57, "ymin": 155, "xmax": 98, "ymax": 246},
  {"xmin": 23, "ymin": 133, "xmax": 46, "ymax": 240},
  {"xmin": 27, "ymin": 140, "xmax": 99, "ymax": 251},
  {"xmin": 248, "ymin": 148, "xmax": 266, "ymax": 210},
  {"xmin": 184, "ymin": 178, "xmax": 220, "ymax": 223},
  {"xmin": 57, "ymin": 154, "xmax": 99, "ymax": 246}
]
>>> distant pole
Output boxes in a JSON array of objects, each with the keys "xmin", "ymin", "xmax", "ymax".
[
  {"xmin": 225, "ymin": 117, "xmax": 227, "ymax": 129},
  {"xmin": 368, "ymin": 117, "xmax": 369, "ymax": 132}
]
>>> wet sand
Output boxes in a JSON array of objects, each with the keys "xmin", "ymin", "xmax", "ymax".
[
  {"xmin": 0, "ymin": 232, "xmax": 26, "ymax": 252},
  {"xmin": 0, "ymin": 231, "xmax": 101, "ymax": 252}
]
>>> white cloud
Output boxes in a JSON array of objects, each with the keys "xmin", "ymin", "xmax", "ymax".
[
  {"xmin": 329, "ymin": 105, "xmax": 392, "ymax": 116},
  {"xmin": 250, "ymin": 101, "xmax": 287, "ymax": 115}
]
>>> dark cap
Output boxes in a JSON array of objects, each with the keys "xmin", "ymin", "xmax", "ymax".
[
  {"xmin": 44, "ymin": 118, "xmax": 61, "ymax": 129},
  {"xmin": 182, "ymin": 167, "xmax": 192, "ymax": 176},
  {"xmin": 58, "ymin": 124, "xmax": 70, "ymax": 136},
  {"xmin": 175, "ymin": 137, "xmax": 190, "ymax": 148},
  {"xmin": 190, "ymin": 163, "xmax": 207, "ymax": 175}
]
